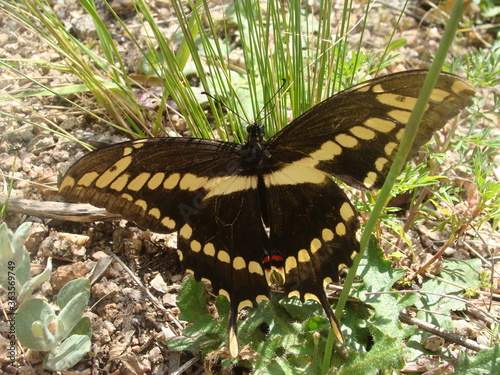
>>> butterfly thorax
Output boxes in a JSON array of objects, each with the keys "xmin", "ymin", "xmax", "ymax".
[{"xmin": 238, "ymin": 124, "xmax": 269, "ymax": 170}]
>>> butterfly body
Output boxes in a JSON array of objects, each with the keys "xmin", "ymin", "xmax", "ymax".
[{"xmin": 59, "ymin": 70, "xmax": 475, "ymax": 355}]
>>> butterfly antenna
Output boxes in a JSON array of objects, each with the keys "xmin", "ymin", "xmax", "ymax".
[
  {"xmin": 202, "ymin": 91, "xmax": 250, "ymax": 126},
  {"xmin": 256, "ymin": 78, "xmax": 287, "ymax": 123}
]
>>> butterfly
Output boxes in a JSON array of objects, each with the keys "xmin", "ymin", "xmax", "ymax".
[{"xmin": 59, "ymin": 70, "xmax": 475, "ymax": 356}]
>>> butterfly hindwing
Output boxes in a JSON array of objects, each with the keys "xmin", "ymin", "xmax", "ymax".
[
  {"xmin": 264, "ymin": 174, "xmax": 359, "ymax": 341},
  {"xmin": 177, "ymin": 187, "xmax": 271, "ymax": 312}
]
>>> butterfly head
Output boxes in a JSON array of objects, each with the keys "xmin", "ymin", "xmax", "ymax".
[{"xmin": 246, "ymin": 123, "xmax": 265, "ymax": 146}]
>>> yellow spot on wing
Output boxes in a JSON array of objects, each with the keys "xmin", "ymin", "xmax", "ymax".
[
  {"xmin": 388, "ymin": 109, "xmax": 411, "ymax": 124},
  {"xmin": 377, "ymin": 93, "xmax": 417, "ymax": 111},
  {"xmin": 219, "ymin": 288, "xmax": 230, "ymax": 301},
  {"xmin": 350, "ymin": 126, "xmax": 376, "ymax": 140},
  {"xmin": 148, "ymin": 172, "xmax": 165, "ymax": 190},
  {"xmin": 218, "ymin": 250, "xmax": 230, "ymax": 263},
  {"xmin": 228, "ymin": 322, "xmax": 238, "ymax": 358},
  {"xmin": 256, "ymin": 295, "xmax": 269, "ymax": 303},
  {"xmin": 288, "ymin": 290, "xmax": 301, "ymax": 299},
  {"xmin": 179, "ymin": 224, "xmax": 193, "ymax": 239},
  {"xmin": 322, "ymin": 228, "xmax": 334, "ymax": 242},
  {"xmin": 395, "ymin": 128, "xmax": 405, "ymax": 140},
  {"xmin": 190, "ymin": 240, "xmax": 201, "ymax": 252},
  {"xmin": 335, "ymin": 134, "xmax": 358, "ymax": 148},
  {"xmin": 340, "ymin": 202, "xmax": 354, "ymax": 221},
  {"xmin": 451, "ymin": 79, "xmax": 473, "ymax": 94},
  {"xmin": 264, "ymin": 164, "xmax": 325, "ymax": 187},
  {"xmin": 78, "ymin": 172, "xmax": 99, "ymax": 187},
  {"xmin": 323, "ymin": 277, "xmax": 333, "ymax": 288},
  {"xmin": 336, "ymin": 222, "xmax": 346, "ymax": 236},
  {"xmin": 249, "ymin": 261, "xmax": 264, "ymax": 275},
  {"xmin": 161, "ymin": 216, "xmax": 176, "ymax": 229},
  {"xmin": 110, "ymin": 173, "xmax": 130, "ymax": 191},
  {"xmin": 96, "ymin": 156, "xmax": 132, "ymax": 188},
  {"xmin": 163, "ymin": 173, "xmax": 181, "ymax": 189},
  {"xmin": 203, "ymin": 243, "xmax": 215, "ymax": 257},
  {"xmin": 132, "ymin": 141, "xmax": 146, "ymax": 148},
  {"xmin": 121, "ymin": 193, "xmax": 133, "ymax": 201},
  {"xmin": 298, "ymin": 249, "xmax": 311, "ymax": 262},
  {"xmin": 204, "ymin": 175, "xmax": 258, "ymax": 198},
  {"xmin": 148, "ymin": 208, "xmax": 160, "ymax": 219},
  {"xmin": 384, "ymin": 142, "xmax": 398, "ymax": 156},
  {"xmin": 122, "ymin": 147, "xmax": 133, "ymax": 156},
  {"xmin": 128, "ymin": 173, "xmax": 151, "ymax": 191},
  {"xmin": 310, "ymin": 238, "xmax": 322, "ymax": 254},
  {"xmin": 60, "ymin": 176, "xmax": 75, "ymax": 190},
  {"xmin": 430, "ymin": 88, "xmax": 450, "ymax": 102},
  {"xmin": 134, "ymin": 199, "xmax": 147, "ymax": 211},
  {"xmin": 304, "ymin": 293, "xmax": 320, "ymax": 303},
  {"xmin": 285, "ymin": 256, "xmax": 297, "ymax": 272},
  {"xmin": 310, "ymin": 141, "xmax": 343, "ymax": 161},
  {"xmin": 179, "ymin": 173, "xmax": 208, "ymax": 191},
  {"xmin": 237, "ymin": 300, "xmax": 253, "ymax": 311},
  {"xmin": 363, "ymin": 171, "xmax": 378, "ymax": 188},
  {"xmin": 375, "ymin": 157, "xmax": 389, "ymax": 171},
  {"xmin": 364, "ymin": 118, "xmax": 396, "ymax": 133},
  {"xmin": 356, "ymin": 83, "xmax": 371, "ymax": 92},
  {"xmin": 233, "ymin": 257, "xmax": 246, "ymax": 270}
]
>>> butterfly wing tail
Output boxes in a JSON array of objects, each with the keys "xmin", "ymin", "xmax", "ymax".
[
  {"xmin": 318, "ymin": 291, "xmax": 345, "ymax": 344},
  {"xmin": 227, "ymin": 303, "xmax": 240, "ymax": 358}
]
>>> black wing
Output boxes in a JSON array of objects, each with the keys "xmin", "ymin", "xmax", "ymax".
[
  {"xmin": 59, "ymin": 138, "xmax": 272, "ymax": 355},
  {"xmin": 268, "ymin": 70, "xmax": 475, "ymax": 190},
  {"xmin": 260, "ymin": 70, "xmax": 474, "ymax": 341}
]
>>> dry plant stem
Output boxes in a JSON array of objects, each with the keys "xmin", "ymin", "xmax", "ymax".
[
  {"xmin": 399, "ymin": 312, "xmax": 490, "ymax": 352},
  {"xmin": 416, "ymin": 230, "xmax": 457, "ymax": 275},
  {"xmin": 424, "ymin": 273, "xmax": 500, "ymax": 311},
  {"xmin": 108, "ymin": 252, "xmax": 184, "ymax": 332},
  {"xmin": 395, "ymin": 116, "xmax": 461, "ymax": 252},
  {"xmin": 0, "ymin": 195, "xmax": 120, "ymax": 222},
  {"xmin": 170, "ymin": 356, "xmax": 200, "ymax": 375},
  {"xmin": 416, "ymin": 207, "xmax": 481, "ymax": 275},
  {"xmin": 368, "ymin": 289, "xmax": 500, "ymax": 323}
]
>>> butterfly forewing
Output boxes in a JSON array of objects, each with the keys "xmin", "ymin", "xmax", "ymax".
[
  {"xmin": 60, "ymin": 138, "xmax": 243, "ymax": 234},
  {"xmin": 268, "ymin": 70, "xmax": 475, "ymax": 190}
]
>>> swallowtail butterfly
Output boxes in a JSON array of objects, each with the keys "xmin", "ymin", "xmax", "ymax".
[{"xmin": 59, "ymin": 70, "xmax": 475, "ymax": 356}]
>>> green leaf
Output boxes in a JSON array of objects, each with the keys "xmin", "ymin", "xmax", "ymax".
[
  {"xmin": 17, "ymin": 257, "xmax": 52, "ymax": 304},
  {"xmin": 415, "ymin": 259, "xmax": 481, "ymax": 332},
  {"xmin": 54, "ymin": 291, "xmax": 90, "ymax": 342},
  {"xmin": 43, "ymin": 334, "xmax": 91, "ymax": 371},
  {"xmin": 0, "ymin": 222, "xmax": 31, "ymax": 293},
  {"xmin": 69, "ymin": 316, "xmax": 92, "ymax": 339},
  {"xmin": 168, "ymin": 276, "xmax": 226, "ymax": 355},
  {"xmin": 356, "ymin": 238, "xmax": 417, "ymax": 339},
  {"xmin": 455, "ymin": 345, "xmax": 500, "ymax": 374},
  {"xmin": 338, "ymin": 327, "xmax": 405, "ymax": 375},
  {"xmin": 386, "ymin": 38, "xmax": 407, "ymax": 53},
  {"xmin": 57, "ymin": 278, "xmax": 91, "ymax": 310},
  {"xmin": 16, "ymin": 299, "xmax": 56, "ymax": 351}
]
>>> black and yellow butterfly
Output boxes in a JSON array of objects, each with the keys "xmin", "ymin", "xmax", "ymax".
[{"xmin": 59, "ymin": 70, "xmax": 474, "ymax": 356}]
